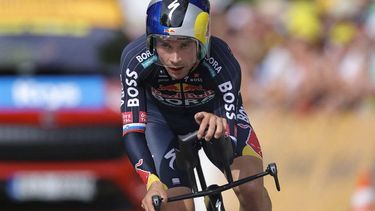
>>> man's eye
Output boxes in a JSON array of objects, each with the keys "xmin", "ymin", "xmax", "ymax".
[
  {"xmin": 161, "ymin": 43, "xmax": 171, "ymax": 49},
  {"xmin": 180, "ymin": 42, "xmax": 192, "ymax": 49}
]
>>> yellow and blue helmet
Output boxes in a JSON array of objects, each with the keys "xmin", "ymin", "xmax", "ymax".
[{"xmin": 146, "ymin": 0, "xmax": 210, "ymax": 60}]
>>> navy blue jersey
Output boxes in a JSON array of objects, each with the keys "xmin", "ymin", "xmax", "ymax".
[{"xmin": 120, "ymin": 34, "xmax": 262, "ymax": 186}]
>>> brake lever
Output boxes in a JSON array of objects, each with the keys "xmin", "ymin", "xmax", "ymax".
[
  {"xmin": 152, "ymin": 195, "xmax": 162, "ymax": 211},
  {"xmin": 266, "ymin": 163, "xmax": 281, "ymax": 191}
]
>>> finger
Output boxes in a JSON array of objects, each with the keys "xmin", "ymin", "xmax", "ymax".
[
  {"xmin": 194, "ymin": 112, "xmax": 204, "ymax": 124},
  {"xmin": 143, "ymin": 198, "xmax": 151, "ymax": 211},
  {"xmin": 146, "ymin": 194, "xmax": 158, "ymax": 211},
  {"xmin": 197, "ymin": 114, "xmax": 209, "ymax": 139},
  {"xmin": 141, "ymin": 201, "xmax": 149, "ymax": 211},
  {"xmin": 195, "ymin": 112, "xmax": 206, "ymax": 139},
  {"xmin": 221, "ymin": 118, "xmax": 228, "ymax": 131},
  {"xmin": 141, "ymin": 203, "xmax": 148, "ymax": 211},
  {"xmin": 214, "ymin": 118, "xmax": 224, "ymax": 139},
  {"xmin": 141, "ymin": 198, "xmax": 146, "ymax": 209},
  {"xmin": 205, "ymin": 116, "xmax": 216, "ymax": 141},
  {"xmin": 222, "ymin": 118, "xmax": 228, "ymax": 135},
  {"xmin": 198, "ymin": 122, "xmax": 207, "ymax": 140}
]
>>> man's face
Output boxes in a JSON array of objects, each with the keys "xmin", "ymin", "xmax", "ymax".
[{"xmin": 155, "ymin": 37, "xmax": 198, "ymax": 80}]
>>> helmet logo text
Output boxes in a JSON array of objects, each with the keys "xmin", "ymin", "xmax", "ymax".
[{"xmin": 168, "ymin": 0, "xmax": 180, "ymax": 20}]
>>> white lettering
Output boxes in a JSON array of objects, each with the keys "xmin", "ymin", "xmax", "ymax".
[
  {"xmin": 168, "ymin": 0, "xmax": 180, "ymax": 20},
  {"xmin": 206, "ymin": 57, "xmax": 223, "ymax": 74},
  {"xmin": 216, "ymin": 199, "xmax": 222, "ymax": 211},
  {"xmin": 12, "ymin": 79, "xmax": 81, "ymax": 110},
  {"xmin": 136, "ymin": 50, "xmax": 152, "ymax": 63},
  {"xmin": 125, "ymin": 68, "xmax": 139, "ymax": 107},
  {"xmin": 223, "ymin": 92, "xmax": 235, "ymax": 103},
  {"xmin": 126, "ymin": 68, "xmax": 138, "ymax": 79},
  {"xmin": 120, "ymin": 75, "xmax": 125, "ymax": 107},
  {"xmin": 218, "ymin": 81, "xmax": 236, "ymax": 119},
  {"xmin": 184, "ymin": 99, "xmax": 199, "ymax": 105},
  {"xmin": 201, "ymin": 94, "xmax": 215, "ymax": 104},
  {"xmin": 164, "ymin": 149, "xmax": 176, "ymax": 170},
  {"xmin": 237, "ymin": 105, "xmax": 249, "ymax": 123},
  {"xmin": 227, "ymin": 113, "xmax": 236, "ymax": 119},
  {"xmin": 125, "ymin": 78, "xmax": 137, "ymax": 87},
  {"xmin": 218, "ymin": 81, "xmax": 232, "ymax": 93},
  {"xmin": 127, "ymin": 87, "xmax": 139, "ymax": 98},
  {"xmin": 224, "ymin": 103, "xmax": 235, "ymax": 111},
  {"xmin": 127, "ymin": 99, "xmax": 139, "ymax": 107},
  {"xmin": 165, "ymin": 99, "xmax": 183, "ymax": 105}
]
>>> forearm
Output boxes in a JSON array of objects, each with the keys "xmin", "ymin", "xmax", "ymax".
[{"xmin": 123, "ymin": 132, "xmax": 160, "ymax": 189}]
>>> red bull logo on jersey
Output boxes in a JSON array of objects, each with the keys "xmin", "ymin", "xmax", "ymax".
[
  {"xmin": 182, "ymin": 84, "xmax": 203, "ymax": 92},
  {"xmin": 135, "ymin": 159, "xmax": 150, "ymax": 184},
  {"xmin": 151, "ymin": 83, "xmax": 215, "ymax": 107},
  {"xmin": 158, "ymin": 84, "xmax": 181, "ymax": 92},
  {"xmin": 243, "ymin": 130, "xmax": 262, "ymax": 159},
  {"xmin": 155, "ymin": 83, "xmax": 208, "ymax": 95}
]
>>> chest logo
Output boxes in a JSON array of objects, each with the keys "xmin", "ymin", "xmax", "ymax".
[{"xmin": 151, "ymin": 83, "xmax": 215, "ymax": 107}]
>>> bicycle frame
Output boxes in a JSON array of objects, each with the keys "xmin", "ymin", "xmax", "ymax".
[{"xmin": 152, "ymin": 131, "xmax": 280, "ymax": 211}]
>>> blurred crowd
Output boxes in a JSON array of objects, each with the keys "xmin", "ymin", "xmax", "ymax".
[
  {"xmin": 119, "ymin": 0, "xmax": 375, "ymax": 113},
  {"xmin": 209, "ymin": 0, "xmax": 375, "ymax": 113}
]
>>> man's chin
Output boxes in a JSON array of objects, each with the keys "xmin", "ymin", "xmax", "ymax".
[
  {"xmin": 166, "ymin": 69, "xmax": 188, "ymax": 80},
  {"xmin": 170, "ymin": 74, "xmax": 184, "ymax": 80}
]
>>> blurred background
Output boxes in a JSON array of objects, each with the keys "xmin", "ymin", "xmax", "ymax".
[{"xmin": 1, "ymin": 0, "xmax": 375, "ymax": 211}]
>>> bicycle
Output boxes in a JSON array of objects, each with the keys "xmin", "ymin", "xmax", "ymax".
[{"xmin": 152, "ymin": 130, "xmax": 281, "ymax": 211}]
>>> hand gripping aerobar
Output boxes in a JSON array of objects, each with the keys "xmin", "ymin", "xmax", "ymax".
[{"xmin": 152, "ymin": 131, "xmax": 280, "ymax": 210}]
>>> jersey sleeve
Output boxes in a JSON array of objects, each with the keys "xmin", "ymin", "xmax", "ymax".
[
  {"xmin": 120, "ymin": 36, "xmax": 159, "ymax": 187},
  {"xmin": 209, "ymin": 37, "xmax": 261, "ymax": 158},
  {"xmin": 208, "ymin": 37, "xmax": 242, "ymax": 133}
]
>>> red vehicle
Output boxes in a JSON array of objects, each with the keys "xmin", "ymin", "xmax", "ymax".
[{"xmin": 0, "ymin": 1, "xmax": 145, "ymax": 210}]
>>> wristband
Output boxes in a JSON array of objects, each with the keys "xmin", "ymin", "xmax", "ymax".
[{"xmin": 146, "ymin": 174, "xmax": 168, "ymax": 190}]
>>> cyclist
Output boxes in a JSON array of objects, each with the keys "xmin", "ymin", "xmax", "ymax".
[{"xmin": 120, "ymin": 0, "xmax": 272, "ymax": 210}]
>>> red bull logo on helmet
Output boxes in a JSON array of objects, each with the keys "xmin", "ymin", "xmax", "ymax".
[{"xmin": 164, "ymin": 28, "xmax": 176, "ymax": 33}]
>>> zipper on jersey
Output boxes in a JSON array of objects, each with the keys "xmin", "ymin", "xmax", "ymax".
[{"xmin": 179, "ymin": 82, "xmax": 186, "ymax": 109}]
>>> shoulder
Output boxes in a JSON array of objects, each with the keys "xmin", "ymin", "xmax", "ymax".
[
  {"xmin": 204, "ymin": 36, "xmax": 241, "ymax": 76},
  {"xmin": 120, "ymin": 34, "xmax": 155, "ymax": 73},
  {"xmin": 209, "ymin": 36, "xmax": 233, "ymax": 55},
  {"xmin": 122, "ymin": 34, "xmax": 147, "ymax": 57}
]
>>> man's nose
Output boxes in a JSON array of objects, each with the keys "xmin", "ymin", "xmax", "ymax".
[{"xmin": 170, "ymin": 51, "xmax": 182, "ymax": 63}]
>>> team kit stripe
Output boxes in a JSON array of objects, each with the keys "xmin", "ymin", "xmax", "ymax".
[{"xmin": 122, "ymin": 123, "xmax": 146, "ymax": 135}]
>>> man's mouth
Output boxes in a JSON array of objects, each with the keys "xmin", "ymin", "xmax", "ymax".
[{"xmin": 169, "ymin": 67, "xmax": 183, "ymax": 72}]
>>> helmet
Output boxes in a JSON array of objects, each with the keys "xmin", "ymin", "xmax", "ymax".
[{"xmin": 146, "ymin": 0, "xmax": 210, "ymax": 60}]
